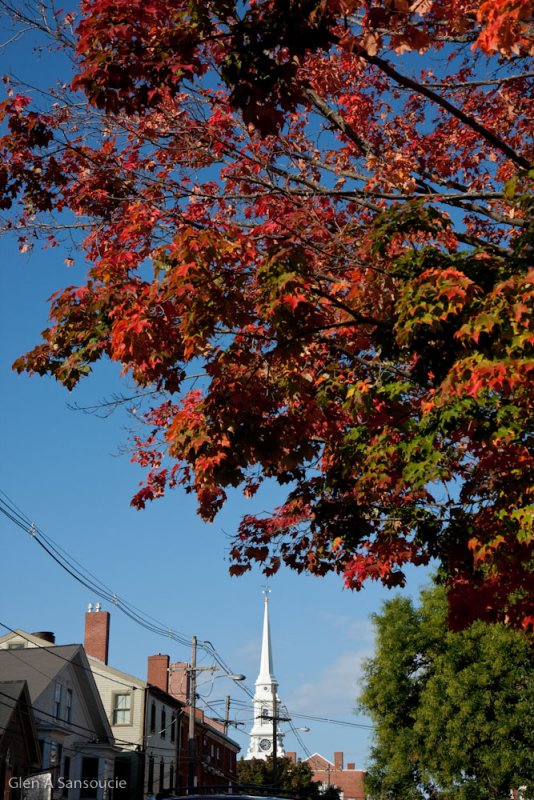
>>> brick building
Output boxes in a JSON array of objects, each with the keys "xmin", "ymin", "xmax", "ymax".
[
  {"xmin": 167, "ymin": 662, "xmax": 239, "ymax": 791},
  {"xmin": 287, "ymin": 751, "xmax": 366, "ymax": 800}
]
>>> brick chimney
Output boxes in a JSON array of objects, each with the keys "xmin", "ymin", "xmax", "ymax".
[
  {"xmin": 286, "ymin": 752, "xmax": 297, "ymax": 764},
  {"xmin": 84, "ymin": 604, "xmax": 110, "ymax": 664},
  {"xmin": 169, "ymin": 661, "xmax": 190, "ymax": 703},
  {"xmin": 148, "ymin": 654, "xmax": 170, "ymax": 692},
  {"xmin": 347, "ymin": 763, "xmax": 355, "ymax": 770},
  {"xmin": 334, "ymin": 752, "xmax": 344, "ymax": 770}
]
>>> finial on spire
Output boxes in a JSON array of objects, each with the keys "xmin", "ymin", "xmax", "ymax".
[{"xmin": 261, "ymin": 583, "xmax": 271, "ymax": 601}]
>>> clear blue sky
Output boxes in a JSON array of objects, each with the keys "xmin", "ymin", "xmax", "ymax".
[
  {"xmin": 0, "ymin": 12, "xmax": 433, "ymax": 769},
  {"xmin": 0, "ymin": 205, "xmax": 434, "ymax": 770}
]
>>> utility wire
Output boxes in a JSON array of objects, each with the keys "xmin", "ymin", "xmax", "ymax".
[
  {"xmin": 1, "ymin": 490, "xmax": 372, "ymax": 741},
  {"xmin": 0, "ymin": 491, "xmax": 254, "ymax": 700},
  {"xmin": 209, "ymin": 698, "xmax": 374, "ymax": 730},
  {"xmin": 0, "ymin": 623, "xmax": 141, "ymax": 691}
]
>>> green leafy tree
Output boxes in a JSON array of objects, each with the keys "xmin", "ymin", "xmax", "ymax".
[
  {"xmin": 358, "ymin": 586, "xmax": 534, "ymax": 800},
  {"xmin": 236, "ymin": 756, "xmax": 329, "ymax": 799}
]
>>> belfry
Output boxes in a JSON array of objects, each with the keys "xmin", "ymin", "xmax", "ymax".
[{"xmin": 246, "ymin": 592, "xmax": 286, "ymax": 760}]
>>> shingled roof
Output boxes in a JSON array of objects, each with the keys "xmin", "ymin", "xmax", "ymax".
[
  {"xmin": 0, "ymin": 644, "xmax": 113, "ymax": 742},
  {"xmin": 0, "ymin": 679, "xmax": 41, "ymax": 767}
]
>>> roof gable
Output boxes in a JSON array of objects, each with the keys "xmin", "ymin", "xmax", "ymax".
[
  {"xmin": 0, "ymin": 680, "xmax": 41, "ymax": 766},
  {"xmin": 305, "ymin": 753, "xmax": 335, "ymax": 767},
  {"xmin": 0, "ymin": 644, "xmax": 113, "ymax": 742}
]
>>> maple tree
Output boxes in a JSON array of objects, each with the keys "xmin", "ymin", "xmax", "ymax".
[{"xmin": 1, "ymin": 0, "xmax": 533, "ymax": 629}]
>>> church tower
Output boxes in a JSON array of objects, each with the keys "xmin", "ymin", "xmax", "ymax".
[{"xmin": 246, "ymin": 592, "xmax": 286, "ymax": 760}]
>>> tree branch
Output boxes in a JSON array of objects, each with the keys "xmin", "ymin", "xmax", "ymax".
[{"xmin": 358, "ymin": 50, "xmax": 532, "ymax": 170}]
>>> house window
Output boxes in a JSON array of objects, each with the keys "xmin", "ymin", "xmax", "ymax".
[
  {"xmin": 112, "ymin": 693, "xmax": 132, "ymax": 725},
  {"xmin": 171, "ymin": 714, "xmax": 176, "ymax": 743},
  {"xmin": 150, "ymin": 701, "xmax": 156, "ymax": 733},
  {"xmin": 161, "ymin": 708, "xmax": 166, "ymax": 738},
  {"xmin": 159, "ymin": 759, "xmax": 165, "ymax": 791},
  {"xmin": 148, "ymin": 756, "xmax": 154, "ymax": 793},
  {"xmin": 169, "ymin": 763, "xmax": 174, "ymax": 792},
  {"xmin": 54, "ymin": 683, "xmax": 62, "ymax": 719},
  {"xmin": 66, "ymin": 689, "xmax": 73, "ymax": 723}
]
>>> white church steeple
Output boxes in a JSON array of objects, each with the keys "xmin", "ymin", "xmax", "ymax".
[
  {"xmin": 246, "ymin": 591, "xmax": 286, "ymax": 760},
  {"xmin": 258, "ymin": 591, "xmax": 275, "ymax": 682}
]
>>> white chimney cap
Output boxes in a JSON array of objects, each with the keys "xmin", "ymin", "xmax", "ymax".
[{"xmin": 87, "ymin": 603, "xmax": 93, "ymax": 612}]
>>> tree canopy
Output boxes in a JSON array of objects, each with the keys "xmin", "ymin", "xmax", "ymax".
[
  {"xmin": 1, "ymin": 0, "xmax": 533, "ymax": 629},
  {"xmin": 236, "ymin": 756, "xmax": 330, "ymax": 799},
  {"xmin": 358, "ymin": 585, "xmax": 534, "ymax": 799}
]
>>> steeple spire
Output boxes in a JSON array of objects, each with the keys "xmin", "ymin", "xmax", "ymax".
[
  {"xmin": 246, "ymin": 590, "xmax": 285, "ymax": 760},
  {"xmin": 258, "ymin": 591, "xmax": 275, "ymax": 684}
]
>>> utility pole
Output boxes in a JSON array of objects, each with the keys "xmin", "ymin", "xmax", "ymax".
[
  {"xmin": 260, "ymin": 683, "xmax": 290, "ymax": 789},
  {"xmin": 224, "ymin": 695, "xmax": 231, "ymax": 735},
  {"xmin": 183, "ymin": 640, "xmax": 245, "ymax": 793},
  {"xmin": 187, "ymin": 635, "xmax": 197, "ymax": 794},
  {"xmin": 271, "ymin": 682, "xmax": 278, "ymax": 789}
]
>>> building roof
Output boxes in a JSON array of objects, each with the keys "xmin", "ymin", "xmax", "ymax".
[
  {"xmin": 0, "ymin": 645, "xmax": 80, "ymax": 699},
  {"xmin": 0, "ymin": 644, "xmax": 113, "ymax": 742},
  {"xmin": 305, "ymin": 753, "xmax": 336, "ymax": 767},
  {"xmin": 0, "ymin": 680, "xmax": 41, "ymax": 766},
  {"xmin": 0, "ymin": 680, "xmax": 27, "ymax": 731}
]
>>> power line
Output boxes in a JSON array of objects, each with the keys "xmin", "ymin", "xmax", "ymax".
[
  {"xmin": 0, "ymin": 686, "xmax": 113, "ymax": 744},
  {"xmin": 0, "ymin": 622, "xmax": 141, "ymax": 691},
  {"xmin": 0, "ymin": 684, "xmax": 177, "ymax": 753},
  {"xmin": 209, "ymin": 698, "xmax": 374, "ymax": 730},
  {"xmin": 0, "ymin": 493, "xmax": 192, "ymax": 645},
  {"xmin": 1, "ymin": 490, "xmax": 373, "ymax": 745},
  {"xmin": 0, "ymin": 490, "xmax": 254, "ymax": 700}
]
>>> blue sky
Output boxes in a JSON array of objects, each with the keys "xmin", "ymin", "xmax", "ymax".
[
  {"xmin": 0, "ymin": 227, "xmax": 433, "ymax": 768},
  {"xmin": 0, "ymin": 10, "xmax": 435, "ymax": 770}
]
